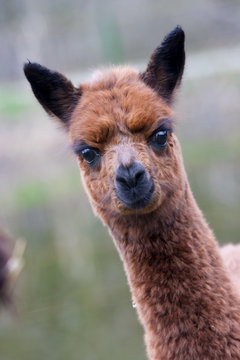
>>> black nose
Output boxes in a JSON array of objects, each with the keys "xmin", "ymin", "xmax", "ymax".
[
  {"xmin": 115, "ymin": 162, "xmax": 154, "ymax": 209},
  {"xmin": 115, "ymin": 162, "xmax": 145, "ymax": 189}
]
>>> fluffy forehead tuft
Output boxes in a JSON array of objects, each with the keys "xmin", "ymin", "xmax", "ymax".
[
  {"xmin": 69, "ymin": 66, "xmax": 173, "ymax": 147},
  {"xmin": 87, "ymin": 66, "xmax": 139, "ymax": 89}
]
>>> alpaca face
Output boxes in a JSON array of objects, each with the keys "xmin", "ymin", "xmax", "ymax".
[
  {"xmin": 24, "ymin": 26, "xmax": 185, "ymax": 217},
  {"xmin": 69, "ymin": 68, "xmax": 185, "ymax": 216}
]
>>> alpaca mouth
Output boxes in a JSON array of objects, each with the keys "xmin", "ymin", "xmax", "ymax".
[{"xmin": 116, "ymin": 180, "xmax": 155, "ymax": 210}]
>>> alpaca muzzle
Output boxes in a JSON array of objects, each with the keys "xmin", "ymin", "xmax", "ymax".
[{"xmin": 114, "ymin": 162, "xmax": 154, "ymax": 210}]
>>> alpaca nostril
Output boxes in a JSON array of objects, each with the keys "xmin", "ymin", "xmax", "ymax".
[
  {"xmin": 135, "ymin": 169, "xmax": 144, "ymax": 182},
  {"xmin": 115, "ymin": 175, "xmax": 128, "ymax": 187},
  {"xmin": 129, "ymin": 169, "xmax": 145, "ymax": 187}
]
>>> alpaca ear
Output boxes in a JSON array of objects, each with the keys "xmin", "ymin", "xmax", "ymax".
[
  {"xmin": 23, "ymin": 62, "xmax": 81, "ymax": 125},
  {"xmin": 141, "ymin": 26, "xmax": 185, "ymax": 103}
]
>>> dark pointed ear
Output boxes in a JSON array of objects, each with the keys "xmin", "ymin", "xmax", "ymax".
[
  {"xmin": 24, "ymin": 62, "xmax": 81, "ymax": 125},
  {"xmin": 141, "ymin": 26, "xmax": 185, "ymax": 103}
]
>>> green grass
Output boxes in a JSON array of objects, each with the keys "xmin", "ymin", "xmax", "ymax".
[
  {"xmin": 182, "ymin": 135, "xmax": 240, "ymax": 168},
  {"xmin": 0, "ymin": 88, "xmax": 33, "ymax": 117},
  {"xmin": 3, "ymin": 170, "xmax": 81, "ymax": 211}
]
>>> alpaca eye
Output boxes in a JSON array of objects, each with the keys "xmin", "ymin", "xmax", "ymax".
[
  {"xmin": 149, "ymin": 129, "xmax": 168, "ymax": 150},
  {"xmin": 81, "ymin": 148, "xmax": 100, "ymax": 166}
]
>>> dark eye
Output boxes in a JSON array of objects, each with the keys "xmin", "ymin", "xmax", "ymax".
[
  {"xmin": 149, "ymin": 129, "xmax": 169, "ymax": 150},
  {"xmin": 81, "ymin": 148, "xmax": 100, "ymax": 166}
]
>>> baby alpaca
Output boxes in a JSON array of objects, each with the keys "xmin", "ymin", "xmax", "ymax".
[{"xmin": 24, "ymin": 27, "xmax": 240, "ymax": 360}]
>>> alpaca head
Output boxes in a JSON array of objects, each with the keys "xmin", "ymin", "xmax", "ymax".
[{"xmin": 24, "ymin": 26, "xmax": 186, "ymax": 220}]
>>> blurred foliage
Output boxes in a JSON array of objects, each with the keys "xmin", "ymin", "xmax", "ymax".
[
  {"xmin": 0, "ymin": 88, "xmax": 32, "ymax": 116},
  {"xmin": 1, "ymin": 0, "xmax": 240, "ymax": 80}
]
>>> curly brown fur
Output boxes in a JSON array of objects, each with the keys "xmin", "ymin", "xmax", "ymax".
[{"xmin": 24, "ymin": 27, "xmax": 240, "ymax": 360}]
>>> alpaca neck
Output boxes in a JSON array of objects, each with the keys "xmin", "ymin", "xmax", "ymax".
[{"xmin": 104, "ymin": 183, "xmax": 240, "ymax": 360}]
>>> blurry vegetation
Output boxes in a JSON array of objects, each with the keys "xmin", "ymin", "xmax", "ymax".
[
  {"xmin": 1, "ymin": 0, "xmax": 240, "ymax": 80},
  {"xmin": 0, "ymin": 88, "xmax": 33, "ymax": 116},
  {"xmin": 0, "ymin": 1, "xmax": 240, "ymax": 359}
]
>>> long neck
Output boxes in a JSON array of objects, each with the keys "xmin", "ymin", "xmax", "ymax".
[{"xmin": 103, "ymin": 184, "xmax": 240, "ymax": 360}]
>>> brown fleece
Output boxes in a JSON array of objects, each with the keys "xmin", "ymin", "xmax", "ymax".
[
  {"xmin": 24, "ymin": 30, "xmax": 240, "ymax": 359},
  {"xmin": 68, "ymin": 67, "xmax": 240, "ymax": 360}
]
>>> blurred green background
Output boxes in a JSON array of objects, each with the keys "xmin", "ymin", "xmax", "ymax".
[{"xmin": 0, "ymin": 1, "xmax": 240, "ymax": 359}]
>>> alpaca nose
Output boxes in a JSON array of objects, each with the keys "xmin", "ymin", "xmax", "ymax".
[
  {"xmin": 115, "ymin": 163, "xmax": 146, "ymax": 189},
  {"xmin": 114, "ymin": 162, "xmax": 154, "ymax": 210}
]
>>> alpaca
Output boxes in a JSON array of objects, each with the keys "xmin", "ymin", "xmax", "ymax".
[
  {"xmin": 0, "ymin": 229, "xmax": 17, "ymax": 304},
  {"xmin": 0, "ymin": 230, "xmax": 10, "ymax": 303},
  {"xmin": 24, "ymin": 26, "xmax": 240, "ymax": 360}
]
